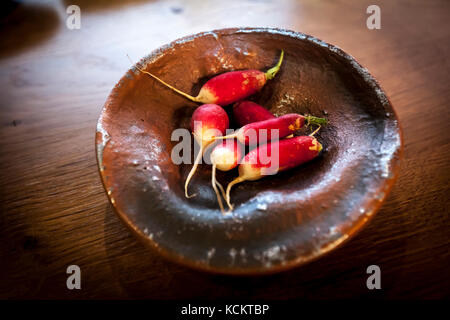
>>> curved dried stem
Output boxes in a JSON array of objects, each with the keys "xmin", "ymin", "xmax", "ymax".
[
  {"xmin": 127, "ymin": 54, "xmax": 200, "ymax": 103},
  {"xmin": 211, "ymin": 165, "xmax": 226, "ymax": 214},
  {"xmin": 184, "ymin": 142, "xmax": 203, "ymax": 198},
  {"xmin": 309, "ymin": 124, "xmax": 321, "ymax": 137},
  {"xmin": 225, "ymin": 176, "xmax": 246, "ymax": 210}
]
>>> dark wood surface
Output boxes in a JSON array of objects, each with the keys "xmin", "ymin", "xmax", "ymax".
[{"xmin": 0, "ymin": 0, "xmax": 448, "ymax": 299}]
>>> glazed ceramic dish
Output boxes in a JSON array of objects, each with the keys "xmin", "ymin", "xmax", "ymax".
[{"xmin": 96, "ymin": 28, "xmax": 402, "ymax": 274}]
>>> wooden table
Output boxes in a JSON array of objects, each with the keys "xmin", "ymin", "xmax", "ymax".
[{"xmin": 0, "ymin": 0, "xmax": 448, "ymax": 299}]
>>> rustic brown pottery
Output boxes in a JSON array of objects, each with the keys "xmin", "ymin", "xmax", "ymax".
[{"xmin": 96, "ymin": 28, "xmax": 403, "ymax": 275}]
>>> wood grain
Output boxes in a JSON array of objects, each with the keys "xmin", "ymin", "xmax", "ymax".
[{"xmin": 0, "ymin": 0, "xmax": 448, "ymax": 299}]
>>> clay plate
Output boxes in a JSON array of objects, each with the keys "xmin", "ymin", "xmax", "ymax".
[{"xmin": 96, "ymin": 28, "xmax": 403, "ymax": 275}]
